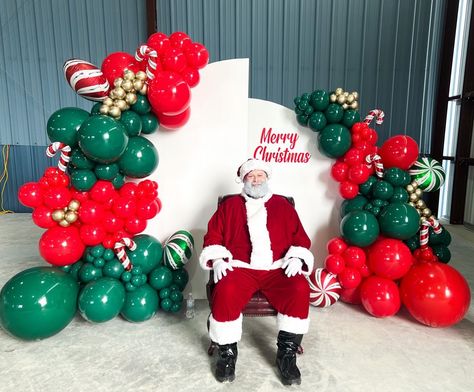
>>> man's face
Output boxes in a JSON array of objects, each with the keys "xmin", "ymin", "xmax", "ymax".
[
  {"xmin": 243, "ymin": 170, "xmax": 269, "ymax": 198},
  {"xmin": 244, "ymin": 170, "xmax": 267, "ymax": 185}
]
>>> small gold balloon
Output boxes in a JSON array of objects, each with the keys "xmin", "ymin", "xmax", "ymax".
[
  {"xmin": 342, "ymin": 103, "xmax": 349, "ymax": 110},
  {"xmin": 104, "ymin": 97, "xmax": 114, "ymax": 106},
  {"xmin": 99, "ymin": 105, "xmax": 110, "ymax": 115},
  {"xmin": 125, "ymin": 92, "xmax": 138, "ymax": 105},
  {"xmin": 406, "ymin": 184, "xmax": 414, "ymax": 193},
  {"xmin": 346, "ymin": 94, "xmax": 354, "ymax": 103},
  {"xmin": 65, "ymin": 211, "xmax": 78, "ymax": 223},
  {"xmin": 52, "ymin": 210, "xmax": 65, "ymax": 221},
  {"xmin": 335, "ymin": 87, "xmax": 343, "ymax": 95},
  {"xmin": 411, "ymin": 181, "xmax": 418, "ymax": 189},
  {"xmin": 337, "ymin": 95, "xmax": 346, "ymax": 104},
  {"xmin": 124, "ymin": 70, "xmax": 135, "ymax": 80},
  {"xmin": 109, "ymin": 89, "xmax": 117, "ymax": 100},
  {"xmin": 409, "ymin": 193, "xmax": 419, "ymax": 202},
  {"xmin": 114, "ymin": 78, "xmax": 124, "ymax": 88},
  {"xmin": 350, "ymin": 101, "xmax": 358, "ymax": 109},
  {"xmin": 429, "ymin": 215, "xmax": 437, "ymax": 221},
  {"xmin": 133, "ymin": 80, "xmax": 144, "ymax": 91},
  {"xmin": 422, "ymin": 208, "xmax": 432, "ymax": 217},
  {"xmin": 415, "ymin": 188, "xmax": 423, "ymax": 197},
  {"xmin": 136, "ymin": 71, "xmax": 147, "ymax": 80},
  {"xmin": 416, "ymin": 199, "xmax": 426, "ymax": 209},
  {"xmin": 121, "ymin": 80, "xmax": 133, "ymax": 92},
  {"xmin": 329, "ymin": 93, "xmax": 337, "ymax": 102},
  {"xmin": 68, "ymin": 200, "xmax": 80, "ymax": 211},
  {"xmin": 408, "ymin": 202, "xmax": 416, "ymax": 208},
  {"xmin": 109, "ymin": 106, "xmax": 121, "ymax": 118},
  {"xmin": 420, "ymin": 216, "xmax": 427, "ymax": 223},
  {"xmin": 114, "ymin": 87, "xmax": 126, "ymax": 99},
  {"xmin": 59, "ymin": 219, "xmax": 70, "ymax": 227},
  {"xmin": 352, "ymin": 92, "xmax": 359, "ymax": 99},
  {"xmin": 115, "ymin": 99, "xmax": 127, "ymax": 111},
  {"xmin": 139, "ymin": 84, "xmax": 148, "ymax": 95}
]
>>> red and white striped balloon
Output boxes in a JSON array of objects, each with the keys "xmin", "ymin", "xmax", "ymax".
[
  {"xmin": 307, "ymin": 268, "xmax": 342, "ymax": 307},
  {"xmin": 63, "ymin": 59, "xmax": 110, "ymax": 102}
]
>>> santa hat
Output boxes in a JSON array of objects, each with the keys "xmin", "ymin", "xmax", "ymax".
[{"xmin": 237, "ymin": 158, "xmax": 272, "ymax": 182}]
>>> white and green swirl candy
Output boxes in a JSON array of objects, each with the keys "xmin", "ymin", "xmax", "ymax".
[
  {"xmin": 409, "ymin": 157, "xmax": 445, "ymax": 192},
  {"xmin": 163, "ymin": 230, "xmax": 194, "ymax": 270}
]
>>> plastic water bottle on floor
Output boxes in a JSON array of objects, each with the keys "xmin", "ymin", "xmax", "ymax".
[{"xmin": 186, "ymin": 293, "xmax": 195, "ymax": 319}]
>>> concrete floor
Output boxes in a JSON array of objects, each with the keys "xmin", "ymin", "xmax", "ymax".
[{"xmin": 0, "ymin": 214, "xmax": 473, "ymax": 392}]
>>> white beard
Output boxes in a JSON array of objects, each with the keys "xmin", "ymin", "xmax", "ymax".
[{"xmin": 243, "ymin": 180, "xmax": 269, "ymax": 199}]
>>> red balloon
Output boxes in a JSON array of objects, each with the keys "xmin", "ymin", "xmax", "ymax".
[
  {"xmin": 157, "ymin": 107, "xmax": 191, "ymax": 130},
  {"xmin": 113, "ymin": 197, "xmax": 137, "ymax": 219},
  {"xmin": 161, "ymin": 47, "xmax": 187, "ymax": 73},
  {"xmin": 119, "ymin": 182, "xmax": 138, "ymax": 199},
  {"xmin": 147, "ymin": 32, "xmax": 171, "ymax": 54},
  {"xmin": 102, "ymin": 235, "xmax": 115, "ymax": 249},
  {"xmin": 360, "ymin": 276, "xmax": 401, "ymax": 317},
  {"xmin": 338, "ymin": 267, "xmax": 362, "ymax": 289},
  {"xmin": 101, "ymin": 52, "xmax": 140, "ymax": 86},
  {"xmin": 348, "ymin": 164, "xmax": 371, "ymax": 185},
  {"xmin": 342, "ymin": 246, "xmax": 366, "ymax": 269},
  {"xmin": 359, "ymin": 264, "xmax": 371, "ymax": 278},
  {"xmin": 137, "ymin": 180, "xmax": 158, "ymax": 201},
  {"xmin": 367, "ymin": 238, "xmax": 413, "ymax": 280},
  {"xmin": 32, "ymin": 205, "xmax": 56, "ymax": 228},
  {"xmin": 339, "ymin": 181, "xmax": 359, "ymax": 199},
  {"xmin": 70, "ymin": 188, "xmax": 90, "ymax": 202},
  {"xmin": 89, "ymin": 180, "xmax": 117, "ymax": 203},
  {"xmin": 80, "ymin": 224, "xmax": 106, "ymax": 246},
  {"xmin": 351, "ymin": 122, "xmax": 368, "ymax": 134},
  {"xmin": 330, "ymin": 161, "xmax": 349, "ymax": 182},
  {"xmin": 340, "ymin": 286, "xmax": 362, "ymax": 304},
  {"xmin": 39, "ymin": 226, "xmax": 85, "ymax": 266},
  {"xmin": 327, "ymin": 237, "xmax": 348, "ymax": 255},
  {"xmin": 400, "ymin": 262, "xmax": 471, "ymax": 327},
  {"xmin": 124, "ymin": 217, "xmax": 147, "ymax": 234},
  {"xmin": 184, "ymin": 42, "xmax": 209, "ymax": 69},
  {"xmin": 169, "ymin": 31, "xmax": 192, "ymax": 49},
  {"xmin": 136, "ymin": 199, "xmax": 159, "ymax": 220},
  {"xmin": 343, "ymin": 148, "xmax": 364, "ymax": 166},
  {"xmin": 365, "ymin": 129, "xmax": 378, "ymax": 145},
  {"xmin": 42, "ymin": 187, "xmax": 72, "ymax": 209},
  {"xmin": 18, "ymin": 182, "xmax": 44, "ymax": 208},
  {"xmin": 78, "ymin": 200, "xmax": 105, "ymax": 224},
  {"xmin": 181, "ymin": 67, "xmax": 200, "ymax": 88},
  {"xmin": 148, "ymin": 71, "xmax": 191, "ymax": 115},
  {"xmin": 324, "ymin": 254, "xmax": 345, "ymax": 275},
  {"xmin": 43, "ymin": 168, "xmax": 70, "ymax": 188},
  {"xmin": 103, "ymin": 211, "xmax": 124, "ymax": 233},
  {"xmin": 379, "ymin": 135, "xmax": 419, "ymax": 170}
]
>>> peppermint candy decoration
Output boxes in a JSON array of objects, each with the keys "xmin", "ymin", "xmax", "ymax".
[
  {"xmin": 307, "ymin": 268, "xmax": 342, "ymax": 307},
  {"xmin": 409, "ymin": 157, "xmax": 445, "ymax": 192},
  {"xmin": 63, "ymin": 59, "xmax": 110, "ymax": 102},
  {"xmin": 163, "ymin": 230, "xmax": 194, "ymax": 270}
]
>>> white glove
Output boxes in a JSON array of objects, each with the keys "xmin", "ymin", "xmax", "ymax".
[
  {"xmin": 213, "ymin": 258, "xmax": 234, "ymax": 283},
  {"xmin": 282, "ymin": 258, "xmax": 303, "ymax": 277}
]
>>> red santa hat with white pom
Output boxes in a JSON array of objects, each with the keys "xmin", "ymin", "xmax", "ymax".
[{"xmin": 236, "ymin": 158, "xmax": 272, "ymax": 182}]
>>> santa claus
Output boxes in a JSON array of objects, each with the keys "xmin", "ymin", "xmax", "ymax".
[{"xmin": 200, "ymin": 158, "xmax": 314, "ymax": 385}]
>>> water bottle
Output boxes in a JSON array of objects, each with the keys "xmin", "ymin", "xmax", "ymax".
[{"xmin": 185, "ymin": 292, "xmax": 195, "ymax": 319}]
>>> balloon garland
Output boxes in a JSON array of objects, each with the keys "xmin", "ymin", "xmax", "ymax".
[
  {"xmin": 298, "ymin": 88, "xmax": 470, "ymax": 327},
  {"xmin": 0, "ymin": 32, "xmax": 205, "ymax": 341}
]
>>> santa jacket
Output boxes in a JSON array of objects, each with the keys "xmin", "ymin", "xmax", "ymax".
[{"xmin": 199, "ymin": 192, "xmax": 314, "ymax": 274}]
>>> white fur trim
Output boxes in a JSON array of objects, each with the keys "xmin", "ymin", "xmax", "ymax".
[
  {"xmin": 284, "ymin": 246, "xmax": 314, "ymax": 275},
  {"xmin": 209, "ymin": 313, "xmax": 243, "ymax": 344},
  {"xmin": 277, "ymin": 313, "xmax": 310, "ymax": 334},
  {"xmin": 245, "ymin": 195, "xmax": 273, "ymax": 269},
  {"xmin": 199, "ymin": 245, "xmax": 233, "ymax": 270},
  {"xmin": 238, "ymin": 158, "xmax": 272, "ymax": 182}
]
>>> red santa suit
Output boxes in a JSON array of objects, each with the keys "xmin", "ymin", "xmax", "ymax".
[{"xmin": 200, "ymin": 191, "xmax": 314, "ymax": 345}]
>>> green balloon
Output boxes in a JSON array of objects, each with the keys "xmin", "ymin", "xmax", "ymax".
[
  {"xmin": 127, "ymin": 234, "xmax": 163, "ymax": 274},
  {"xmin": 324, "ymin": 103, "xmax": 344, "ymax": 123},
  {"xmin": 342, "ymin": 109, "xmax": 360, "ymax": 128},
  {"xmin": 309, "ymin": 90, "xmax": 329, "ymax": 111},
  {"xmin": 149, "ymin": 265, "xmax": 173, "ymax": 290},
  {"xmin": 384, "ymin": 168, "xmax": 411, "ymax": 187},
  {"xmin": 372, "ymin": 180, "xmax": 394, "ymax": 200},
  {"xmin": 340, "ymin": 210, "xmax": 380, "ymax": 247},
  {"xmin": 118, "ymin": 136, "xmax": 158, "ymax": 178},
  {"xmin": 378, "ymin": 203, "xmax": 420, "ymax": 240},
  {"xmin": 390, "ymin": 187, "xmax": 409, "ymax": 203},
  {"xmin": 318, "ymin": 124, "xmax": 351, "ymax": 158},
  {"xmin": 70, "ymin": 148, "xmax": 95, "ymax": 170},
  {"xmin": 78, "ymin": 263, "xmax": 103, "ymax": 283},
  {"xmin": 297, "ymin": 99, "xmax": 310, "ymax": 111},
  {"xmin": 404, "ymin": 235, "xmax": 420, "ymax": 252},
  {"xmin": 69, "ymin": 261, "xmax": 84, "ymax": 281},
  {"xmin": 0, "ymin": 267, "xmax": 78, "ymax": 340},
  {"xmin": 296, "ymin": 114, "xmax": 308, "ymax": 126},
  {"xmin": 340, "ymin": 195, "xmax": 368, "ymax": 218},
  {"xmin": 141, "ymin": 113, "xmax": 159, "ymax": 134},
  {"xmin": 120, "ymin": 110, "xmax": 142, "ymax": 137},
  {"xmin": 94, "ymin": 163, "xmax": 119, "ymax": 180},
  {"xmin": 131, "ymin": 95, "xmax": 151, "ymax": 115},
  {"xmin": 159, "ymin": 287, "xmax": 171, "ymax": 299},
  {"xmin": 112, "ymin": 173, "xmax": 125, "ymax": 189},
  {"xmin": 70, "ymin": 169, "xmax": 97, "ymax": 191},
  {"xmin": 78, "ymin": 115, "xmax": 129, "ymax": 164},
  {"xmin": 429, "ymin": 226, "xmax": 452, "ymax": 246},
  {"xmin": 360, "ymin": 176, "xmax": 377, "ymax": 196},
  {"xmin": 90, "ymin": 102, "xmax": 102, "ymax": 116},
  {"xmin": 78, "ymin": 277, "xmax": 125, "ymax": 323},
  {"xmin": 432, "ymin": 245, "xmax": 451, "ymax": 263},
  {"xmin": 103, "ymin": 260, "xmax": 124, "ymax": 279},
  {"xmin": 308, "ymin": 112, "xmax": 327, "ymax": 132},
  {"xmin": 47, "ymin": 107, "xmax": 90, "ymax": 147},
  {"xmin": 120, "ymin": 284, "xmax": 158, "ymax": 322},
  {"xmin": 160, "ymin": 298, "xmax": 172, "ymax": 311},
  {"xmin": 172, "ymin": 268, "xmax": 189, "ymax": 291}
]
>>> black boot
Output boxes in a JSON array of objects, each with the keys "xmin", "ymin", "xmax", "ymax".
[
  {"xmin": 216, "ymin": 343, "xmax": 238, "ymax": 382},
  {"xmin": 276, "ymin": 331, "xmax": 302, "ymax": 385}
]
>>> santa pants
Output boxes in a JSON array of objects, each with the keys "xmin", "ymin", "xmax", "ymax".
[{"xmin": 209, "ymin": 268, "xmax": 310, "ymax": 345}]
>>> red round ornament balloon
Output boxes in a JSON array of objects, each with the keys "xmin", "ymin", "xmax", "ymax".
[
  {"xmin": 379, "ymin": 135, "xmax": 419, "ymax": 170},
  {"xmin": 148, "ymin": 71, "xmax": 191, "ymax": 116},
  {"xmin": 39, "ymin": 226, "xmax": 85, "ymax": 266},
  {"xmin": 400, "ymin": 261, "xmax": 471, "ymax": 327},
  {"xmin": 367, "ymin": 238, "xmax": 413, "ymax": 280},
  {"xmin": 360, "ymin": 276, "xmax": 401, "ymax": 318},
  {"xmin": 308, "ymin": 268, "xmax": 342, "ymax": 307}
]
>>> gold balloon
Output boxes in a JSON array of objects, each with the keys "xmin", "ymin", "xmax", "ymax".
[
  {"xmin": 99, "ymin": 105, "xmax": 110, "ymax": 115},
  {"xmin": 342, "ymin": 103, "xmax": 349, "ymax": 110},
  {"xmin": 52, "ymin": 210, "xmax": 65, "ymax": 222},
  {"xmin": 343, "ymin": 91, "xmax": 349, "ymax": 97},
  {"xmin": 335, "ymin": 87, "xmax": 343, "ymax": 95},
  {"xmin": 346, "ymin": 94, "xmax": 355, "ymax": 103},
  {"xmin": 59, "ymin": 219, "xmax": 70, "ymax": 227},
  {"xmin": 416, "ymin": 199, "xmax": 426, "ymax": 209},
  {"xmin": 114, "ymin": 87, "xmax": 126, "ymax": 99},
  {"xmin": 109, "ymin": 106, "xmax": 121, "ymax": 118},
  {"xmin": 65, "ymin": 211, "xmax": 78, "ymax": 223},
  {"xmin": 124, "ymin": 70, "xmax": 135, "ymax": 80},
  {"xmin": 411, "ymin": 181, "xmax": 418, "ymax": 189},
  {"xmin": 114, "ymin": 78, "xmax": 124, "ymax": 88},
  {"xmin": 337, "ymin": 95, "xmax": 346, "ymax": 104},
  {"xmin": 350, "ymin": 101, "xmax": 358, "ymax": 109},
  {"xmin": 121, "ymin": 80, "xmax": 133, "ymax": 92},
  {"xmin": 329, "ymin": 93, "xmax": 337, "ymax": 102},
  {"xmin": 125, "ymin": 93, "xmax": 138, "ymax": 105},
  {"xmin": 136, "ymin": 71, "xmax": 147, "ymax": 80},
  {"xmin": 139, "ymin": 84, "xmax": 148, "ymax": 95},
  {"xmin": 422, "ymin": 208, "xmax": 432, "ymax": 217},
  {"xmin": 109, "ymin": 89, "xmax": 117, "ymax": 100},
  {"xmin": 406, "ymin": 184, "xmax": 414, "ymax": 193},
  {"xmin": 408, "ymin": 202, "xmax": 416, "ymax": 208},
  {"xmin": 133, "ymin": 80, "xmax": 144, "ymax": 91},
  {"xmin": 420, "ymin": 216, "xmax": 427, "ymax": 223},
  {"xmin": 409, "ymin": 193, "xmax": 419, "ymax": 202},
  {"xmin": 415, "ymin": 188, "xmax": 423, "ymax": 197},
  {"xmin": 115, "ymin": 99, "xmax": 127, "ymax": 111},
  {"xmin": 68, "ymin": 200, "xmax": 80, "ymax": 211},
  {"xmin": 352, "ymin": 92, "xmax": 359, "ymax": 99}
]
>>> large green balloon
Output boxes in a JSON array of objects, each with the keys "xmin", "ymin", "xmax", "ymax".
[
  {"xmin": 429, "ymin": 227, "xmax": 452, "ymax": 246},
  {"xmin": 378, "ymin": 203, "xmax": 420, "ymax": 240},
  {"xmin": 372, "ymin": 180, "xmax": 394, "ymax": 200},
  {"xmin": 78, "ymin": 115, "xmax": 129, "ymax": 164},
  {"xmin": 127, "ymin": 234, "xmax": 163, "ymax": 274},
  {"xmin": 140, "ymin": 113, "xmax": 159, "ymax": 134},
  {"xmin": 149, "ymin": 265, "xmax": 173, "ymax": 290},
  {"xmin": 118, "ymin": 136, "xmax": 158, "ymax": 178},
  {"xmin": 324, "ymin": 103, "xmax": 344, "ymax": 123},
  {"xmin": 384, "ymin": 167, "xmax": 411, "ymax": 187},
  {"xmin": 47, "ymin": 107, "xmax": 90, "ymax": 147},
  {"xmin": 390, "ymin": 187, "xmax": 409, "ymax": 203},
  {"xmin": 0, "ymin": 267, "xmax": 78, "ymax": 340},
  {"xmin": 103, "ymin": 260, "xmax": 125, "ymax": 279},
  {"xmin": 340, "ymin": 210, "xmax": 380, "ymax": 247},
  {"xmin": 340, "ymin": 195, "xmax": 369, "ymax": 218},
  {"xmin": 78, "ymin": 277, "xmax": 125, "ymax": 323},
  {"xmin": 359, "ymin": 176, "xmax": 377, "ymax": 196},
  {"xmin": 309, "ymin": 90, "xmax": 329, "ymax": 111},
  {"xmin": 70, "ymin": 169, "xmax": 97, "ymax": 191},
  {"xmin": 318, "ymin": 124, "xmax": 351, "ymax": 158},
  {"xmin": 342, "ymin": 109, "xmax": 360, "ymax": 128},
  {"xmin": 120, "ymin": 110, "xmax": 142, "ymax": 137},
  {"xmin": 120, "ymin": 284, "xmax": 158, "ymax": 322}
]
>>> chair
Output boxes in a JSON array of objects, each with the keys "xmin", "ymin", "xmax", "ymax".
[{"xmin": 206, "ymin": 194, "xmax": 303, "ymax": 355}]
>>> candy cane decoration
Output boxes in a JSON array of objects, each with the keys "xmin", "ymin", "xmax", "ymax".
[
  {"xmin": 364, "ymin": 109, "xmax": 385, "ymax": 126},
  {"xmin": 419, "ymin": 217, "xmax": 442, "ymax": 248},
  {"xmin": 135, "ymin": 45, "xmax": 158, "ymax": 80},
  {"xmin": 46, "ymin": 142, "xmax": 72, "ymax": 172},
  {"xmin": 365, "ymin": 153, "xmax": 384, "ymax": 178},
  {"xmin": 114, "ymin": 237, "xmax": 137, "ymax": 271}
]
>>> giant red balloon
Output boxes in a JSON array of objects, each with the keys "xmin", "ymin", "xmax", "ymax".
[
  {"xmin": 101, "ymin": 52, "xmax": 140, "ymax": 86},
  {"xmin": 367, "ymin": 238, "xmax": 413, "ymax": 280},
  {"xmin": 360, "ymin": 276, "xmax": 401, "ymax": 317},
  {"xmin": 157, "ymin": 107, "xmax": 191, "ymax": 130},
  {"xmin": 400, "ymin": 262, "xmax": 471, "ymax": 327},
  {"xmin": 39, "ymin": 226, "xmax": 85, "ymax": 266},
  {"xmin": 378, "ymin": 135, "xmax": 419, "ymax": 170},
  {"xmin": 147, "ymin": 71, "xmax": 191, "ymax": 115},
  {"xmin": 18, "ymin": 182, "xmax": 44, "ymax": 208}
]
